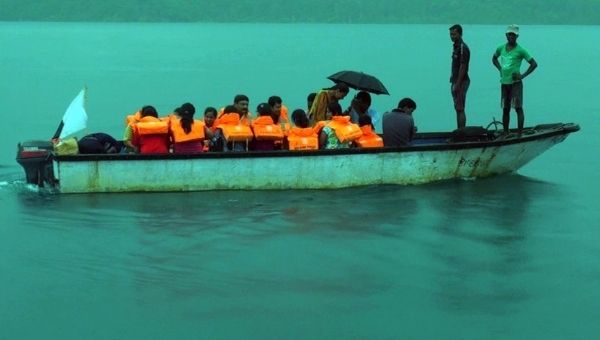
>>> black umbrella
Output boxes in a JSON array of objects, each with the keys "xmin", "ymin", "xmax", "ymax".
[{"xmin": 327, "ymin": 70, "xmax": 390, "ymax": 95}]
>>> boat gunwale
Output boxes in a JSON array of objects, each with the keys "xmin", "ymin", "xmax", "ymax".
[{"xmin": 54, "ymin": 123, "xmax": 580, "ymax": 162}]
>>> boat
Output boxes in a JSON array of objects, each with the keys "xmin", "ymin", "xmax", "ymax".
[{"xmin": 16, "ymin": 122, "xmax": 580, "ymax": 193}]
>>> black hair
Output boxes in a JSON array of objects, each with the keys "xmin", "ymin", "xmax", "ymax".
[
  {"xmin": 224, "ymin": 105, "xmax": 240, "ymax": 114},
  {"xmin": 204, "ymin": 106, "xmax": 217, "ymax": 117},
  {"xmin": 449, "ymin": 24, "xmax": 463, "ymax": 35},
  {"xmin": 179, "ymin": 103, "xmax": 196, "ymax": 134},
  {"xmin": 234, "ymin": 94, "xmax": 249, "ymax": 104},
  {"xmin": 291, "ymin": 109, "xmax": 309, "ymax": 128},
  {"xmin": 328, "ymin": 102, "xmax": 343, "ymax": 115},
  {"xmin": 358, "ymin": 114, "xmax": 373, "ymax": 128},
  {"xmin": 355, "ymin": 91, "xmax": 372, "ymax": 106},
  {"xmin": 141, "ymin": 105, "xmax": 158, "ymax": 118},
  {"xmin": 268, "ymin": 96, "xmax": 282, "ymax": 107},
  {"xmin": 307, "ymin": 92, "xmax": 317, "ymax": 102},
  {"xmin": 397, "ymin": 98, "xmax": 417, "ymax": 110},
  {"xmin": 256, "ymin": 103, "xmax": 273, "ymax": 116},
  {"xmin": 327, "ymin": 83, "xmax": 349, "ymax": 93}
]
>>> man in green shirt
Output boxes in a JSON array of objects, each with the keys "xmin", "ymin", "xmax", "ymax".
[{"xmin": 492, "ymin": 24, "xmax": 538, "ymax": 136}]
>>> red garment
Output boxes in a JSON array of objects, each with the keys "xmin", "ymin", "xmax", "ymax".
[
  {"xmin": 132, "ymin": 116, "xmax": 170, "ymax": 154},
  {"xmin": 173, "ymin": 141, "xmax": 204, "ymax": 154}
]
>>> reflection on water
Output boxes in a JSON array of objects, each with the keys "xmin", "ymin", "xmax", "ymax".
[{"xmin": 10, "ymin": 175, "xmax": 559, "ymax": 304}]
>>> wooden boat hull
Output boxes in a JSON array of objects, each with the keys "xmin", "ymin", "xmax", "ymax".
[{"xmin": 17, "ymin": 123, "xmax": 580, "ymax": 193}]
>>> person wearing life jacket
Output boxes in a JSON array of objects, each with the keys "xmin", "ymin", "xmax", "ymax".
[
  {"xmin": 218, "ymin": 94, "xmax": 253, "ymax": 125},
  {"xmin": 169, "ymin": 103, "xmax": 214, "ymax": 154},
  {"xmin": 268, "ymin": 95, "xmax": 290, "ymax": 127},
  {"xmin": 319, "ymin": 102, "xmax": 362, "ymax": 150},
  {"xmin": 216, "ymin": 105, "xmax": 254, "ymax": 151},
  {"xmin": 285, "ymin": 109, "xmax": 319, "ymax": 151},
  {"xmin": 308, "ymin": 83, "xmax": 350, "ymax": 124},
  {"xmin": 250, "ymin": 103, "xmax": 284, "ymax": 151},
  {"xmin": 202, "ymin": 107, "xmax": 218, "ymax": 151},
  {"xmin": 131, "ymin": 105, "xmax": 170, "ymax": 154},
  {"xmin": 356, "ymin": 114, "xmax": 384, "ymax": 148}
]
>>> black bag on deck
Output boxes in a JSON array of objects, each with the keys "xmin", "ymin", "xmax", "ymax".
[{"xmin": 449, "ymin": 126, "xmax": 489, "ymax": 142}]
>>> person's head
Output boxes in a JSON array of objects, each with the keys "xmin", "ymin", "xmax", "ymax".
[
  {"xmin": 233, "ymin": 94, "xmax": 249, "ymax": 115},
  {"xmin": 353, "ymin": 91, "xmax": 372, "ymax": 113},
  {"xmin": 505, "ymin": 24, "xmax": 519, "ymax": 45},
  {"xmin": 268, "ymin": 95, "xmax": 282, "ymax": 122},
  {"xmin": 256, "ymin": 103, "xmax": 273, "ymax": 117},
  {"xmin": 307, "ymin": 92, "xmax": 317, "ymax": 110},
  {"xmin": 449, "ymin": 24, "xmax": 463, "ymax": 43},
  {"xmin": 224, "ymin": 105, "xmax": 240, "ymax": 115},
  {"xmin": 178, "ymin": 103, "xmax": 196, "ymax": 133},
  {"xmin": 291, "ymin": 109, "xmax": 309, "ymax": 128},
  {"xmin": 328, "ymin": 102, "xmax": 343, "ymax": 116},
  {"xmin": 358, "ymin": 114, "xmax": 374, "ymax": 129},
  {"xmin": 141, "ymin": 105, "xmax": 158, "ymax": 118},
  {"xmin": 203, "ymin": 107, "xmax": 217, "ymax": 127},
  {"xmin": 178, "ymin": 102, "xmax": 195, "ymax": 117},
  {"xmin": 397, "ymin": 98, "xmax": 417, "ymax": 114},
  {"xmin": 268, "ymin": 95, "xmax": 282, "ymax": 113},
  {"xmin": 330, "ymin": 83, "xmax": 350, "ymax": 100}
]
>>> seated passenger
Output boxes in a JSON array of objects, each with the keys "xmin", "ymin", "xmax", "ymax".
[
  {"xmin": 347, "ymin": 91, "xmax": 380, "ymax": 125},
  {"xmin": 203, "ymin": 107, "xmax": 218, "ymax": 133},
  {"xmin": 78, "ymin": 133, "xmax": 123, "ymax": 154},
  {"xmin": 216, "ymin": 105, "xmax": 253, "ymax": 152},
  {"xmin": 382, "ymin": 98, "xmax": 417, "ymax": 147},
  {"xmin": 251, "ymin": 103, "xmax": 284, "ymax": 151},
  {"xmin": 318, "ymin": 102, "xmax": 362, "ymax": 150},
  {"xmin": 219, "ymin": 94, "xmax": 253, "ymax": 125},
  {"xmin": 203, "ymin": 106, "xmax": 218, "ymax": 151},
  {"xmin": 131, "ymin": 105, "xmax": 170, "ymax": 154},
  {"xmin": 169, "ymin": 103, "xmax": 214, "ymax": 154},
  {"xmin": 268, "ymin": 95, "xmax": 290, "ymax": 128},
  {"xmin": 286, "ymin": 109, "xmax": 319, "ymax": 151},
  {"xmin": 356, "ymin": 115, "xmax": 384, "ymax": 148}
]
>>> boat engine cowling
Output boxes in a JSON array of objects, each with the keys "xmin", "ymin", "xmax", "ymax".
[{"xmin": 16, "ymin": 140, "xmax": 56, "ymax": 187}]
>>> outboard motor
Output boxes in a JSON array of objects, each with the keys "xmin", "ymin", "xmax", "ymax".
[{"xmin": 16, "ymin": 140, "xmax": 57, "ymax": 187}]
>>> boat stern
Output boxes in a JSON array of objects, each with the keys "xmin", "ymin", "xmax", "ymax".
[{"xmin": 16, "ymin": 140, "xmax": 57, "ymax": 187}]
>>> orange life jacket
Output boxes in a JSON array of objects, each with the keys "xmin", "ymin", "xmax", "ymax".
[
  {"xmin": 313, "ymin": 120, "xmax": 328, "ymax": 134},
  {"xmin": 125, "ymin": 111, "xmax": 142, "ymax": 126},
  {"xmin": 326, "ymin": 116, "xmax": 363, "ymax": 143},
  {"xmin": 132, "ymin": 116, "xmax": 170, "ymax": 154},
  {"xmin": 135, "ymin": 116, "xmax": 169, "ymax": 136},
  {"xmin": 170, "ymin": 117, "xmax": 206, "ymax": 143},
  {"xmin": 356, "ymin": 125, "xmax": 384, "ymax": 148},
  {"xmin": 217, "ymin": 113, "xmax": 254, "ymax": 142},
  {"xmin": 252, "ymin": 116, "xmax": 284, "ymax": 141},
  {"xmin": 287, "ymin": 127, "xmax": 319, "ymax": 150},
  {"xmin": 280, "ymin": 104, "xmax": 289, "ymax": 121}
]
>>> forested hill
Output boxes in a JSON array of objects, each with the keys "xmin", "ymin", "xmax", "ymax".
[{"xmin": 1, "ymin": 0, "xmax": 599, "ymax": 24}]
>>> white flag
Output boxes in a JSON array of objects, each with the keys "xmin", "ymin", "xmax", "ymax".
[{"xmin": 59, "ymin": 88, "xmax": 88, "ymax": 139}]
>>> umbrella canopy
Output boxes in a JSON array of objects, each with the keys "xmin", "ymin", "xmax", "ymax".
[{"xmin": 327, "ymin": 70, "xmax": 390, "ymax": 95}]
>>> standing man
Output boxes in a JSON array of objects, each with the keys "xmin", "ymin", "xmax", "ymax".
[
  {"xmin": 492, "ymin": 24, "xmax": 538, "ymax": 136},
  {"xmin": 449, "ymin": 24, "xmax": 470, "ymax": 129}
]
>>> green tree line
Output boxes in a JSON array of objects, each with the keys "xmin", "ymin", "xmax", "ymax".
[{"xmin": 1, "ymin": 0, "xmax": 599, "ymax": 24}]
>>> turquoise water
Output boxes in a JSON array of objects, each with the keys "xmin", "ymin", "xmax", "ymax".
[{"xmin": 1, "ymin": 23, "xmax": 599, "ymax": 339}]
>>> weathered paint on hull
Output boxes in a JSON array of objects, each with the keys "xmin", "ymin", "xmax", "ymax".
[{"xmin": 55, "ymin": 134, "xmax": 567, "ymax": 193}]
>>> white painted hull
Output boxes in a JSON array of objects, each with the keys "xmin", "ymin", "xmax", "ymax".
[{"xmin": 53, "ymin": 127, "xmax": 574, "ymax": 193}]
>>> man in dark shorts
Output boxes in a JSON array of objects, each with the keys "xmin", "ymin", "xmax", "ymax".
[
  {"xmin": 492, "ymin": 24, "xmax": 538, "ymax": 136},
  {"xmin": 449, "ymin": 24, "xmax": 470, "ymax": 129}
]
